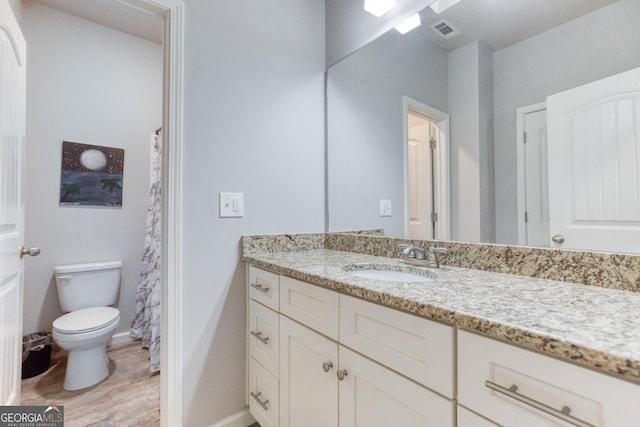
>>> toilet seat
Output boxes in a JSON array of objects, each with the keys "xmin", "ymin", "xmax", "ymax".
[{"xmin": 53, "ymin": 307, "xmax": 120, "ymax": 334}]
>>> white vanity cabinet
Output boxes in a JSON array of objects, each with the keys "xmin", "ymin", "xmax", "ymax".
[
  {"xmin": 247, "ymin": 266, "xmax": 455, "ymax": 427},
  {"xmin": 458, "ymin": 330, "xmax": 640, "ymax": 427}
]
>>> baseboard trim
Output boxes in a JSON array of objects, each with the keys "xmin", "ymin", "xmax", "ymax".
[
  {"xmin": 209, "ymin": 408, "xmax": 255, "ymax": 427},
  {"xmin": 108, "ymin": 331, "xmax": 135, "ymax": 347}
]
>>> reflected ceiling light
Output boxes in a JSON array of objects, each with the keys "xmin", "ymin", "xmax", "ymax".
[
  {"xmin": 395, "ymin": 13, "xmax": 421, "ymax": 34},
  {"xmin": 364, "ymin": 0, "xmax": 396, "ymax": 17},
  {"xmin": 429, "ymin": 0, "xmax": 461, "ymax": 14}
]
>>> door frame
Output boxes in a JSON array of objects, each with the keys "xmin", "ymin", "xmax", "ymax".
[
  {"xmin": 402, "ymin": 96, "xmax": 450, "ymax": 240},
  {"xmin": 516, "ymin": 101, "xmax": 546, "ymax": 246},
  {"xmin": 119, "ymin": 1, "xmax": 184, "ymax": 426}
]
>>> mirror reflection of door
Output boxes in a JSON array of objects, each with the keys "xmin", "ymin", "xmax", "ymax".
[
  {"xmin": 548, "ymin": 66, "xmax": 640, "ymax": 253},
  {"xmin": 523, "ymin": 109, "xmax": 550, "ymax": 247},
  {"xmin": 408, "ymin": 113, "xmax": 441, "ymax": 239}
]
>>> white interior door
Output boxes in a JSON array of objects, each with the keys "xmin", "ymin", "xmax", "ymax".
[
  {"xmin": 0, "ymin": 0, "xmax": 27, "ymax": 405},
  {"xmin": 548, "ymin": 66, "xmax": 640, "ymax": 253},
  {"xmin": 524, "ymin": 109, "xmax": 550, "ymax": 247},
  {"xmin": 408, "ymin": 118, "xmax": 433, "ymax": 239}
]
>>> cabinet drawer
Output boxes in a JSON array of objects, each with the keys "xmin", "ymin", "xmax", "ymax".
[
  {"xmin": 280, "ymin": 276, "xmax": 339, "ymax": 340},
  {"xmin": 249, "ymin": 266, "xmax": 280, "ymax": 311},
  {"xmin": 458, "ymin": 330, "xmax": 640, "ymax": 427},
  {"xmin": 339, "ymin": 294, "xmax": 454, "ymax": 398},
  {"xmin": 249, "ymin": 299, "xmax": 279, "ymax": 377},
  {"xmin": 249, "ymin": 356, "xmax": 279, "ymax": 427}
]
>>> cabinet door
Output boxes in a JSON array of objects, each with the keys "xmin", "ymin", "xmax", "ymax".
[
  {"xmin": 457, "ymin": 406, "xmax": 499, "ymax": 427},
  {"xmin": 339, "ymin": 346, "xmax": 454, "ymax": 427},
  {"xmin": 280, "ymin": 316, "xmax": 339, "ymax": 427}
]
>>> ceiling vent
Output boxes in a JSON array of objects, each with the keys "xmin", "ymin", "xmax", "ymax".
[{"xmin": 430, "ymin": 19, "xmax": 461, "ymax": 40}]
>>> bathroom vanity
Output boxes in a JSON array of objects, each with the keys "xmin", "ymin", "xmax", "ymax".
[{"xmin": 243, "ymin": 234, "xmax": 640, "ymax": 427}]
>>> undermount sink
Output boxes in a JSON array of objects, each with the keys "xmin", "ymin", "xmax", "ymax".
[{"xmin": 344, "ymin": 264, "xmax": 436, "ymax": 283}]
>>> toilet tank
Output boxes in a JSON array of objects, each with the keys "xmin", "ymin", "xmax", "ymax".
[{"xmin": 54, "ymin": 261, "xmax": 122, "ymax": 312}]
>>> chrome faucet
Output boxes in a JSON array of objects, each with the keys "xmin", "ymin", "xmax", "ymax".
[
  {"xmin": 398, "ymin": 244, "xmax": 427, "ymax": 260},
  {"xmin": 426, "ymin": 246, "xmax": 448, "ymax": 268},
  {"xmin": 398, "ymin": 244, "xmax": 448, "ymax": 268}
]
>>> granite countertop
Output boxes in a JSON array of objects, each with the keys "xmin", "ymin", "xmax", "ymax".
[{"xmin": 243, "ymin": 249, "xmax": 640, "ymax": 384}]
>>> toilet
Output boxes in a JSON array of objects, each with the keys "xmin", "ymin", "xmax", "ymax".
[{"xmin": 52, "ymin": 261, "xmax": 122, "ymax": 390}]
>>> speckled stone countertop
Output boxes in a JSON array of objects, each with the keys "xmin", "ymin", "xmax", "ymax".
[{"xmin": 243, "ymin": 249, "xmax": 640, "ymax": 384}]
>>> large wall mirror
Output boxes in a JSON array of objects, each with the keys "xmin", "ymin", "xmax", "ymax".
[{"xmin": 327, "ymin": 0, "xmax": 640, "ymax": 253}]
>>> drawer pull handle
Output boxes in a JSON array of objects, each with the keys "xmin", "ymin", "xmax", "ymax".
[
  {"xmin": 322, "ymin": 362, "xmax": 333, "ymax": 372},
  {"xmin": 337, "ymin": 369, "xmax": 348, "ymax": 381},
  {"xmin": 484, "ymin": 381, "xmax": 594, "ymax": 427},
  {"xmin": 250, "ymin": 391, "xmax": 269, "ymax": 411},
  {"xmin": 250, "ymin": 330, "xmax": 270, "ymax": 344},
  {"xmin": 251, "ymin": 283, "xmax": 270, "ymax": 294}
]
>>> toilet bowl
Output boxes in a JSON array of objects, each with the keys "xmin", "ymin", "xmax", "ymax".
[
  {"xmin": 52, "ymin": 261, "xmax": 122, "ymax": 390},
  {"xmin": 53, "ymin": 307, "xmax": 120, "ymax": 390}
]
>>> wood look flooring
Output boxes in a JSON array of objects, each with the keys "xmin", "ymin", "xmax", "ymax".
[{"xmin": 21, "ymin": 341, "xmax": 160, "ymax": 427}]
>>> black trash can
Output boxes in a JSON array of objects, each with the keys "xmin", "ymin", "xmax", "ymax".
[{"xmin": 22, "ymin": 332, "xmax": 53, "ymax": 379}]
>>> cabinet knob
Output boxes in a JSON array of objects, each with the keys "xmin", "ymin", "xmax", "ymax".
[
  {"xmin": 337, "ymin": 369, "xmax": 348, "ymax": 381},
  {"xmin": 551, "ymin": 234, "xmax": 565, "ymax": 244},
  {"xmin": 322, "ymin": 362, "xmax": 333, "ymax": 372}
]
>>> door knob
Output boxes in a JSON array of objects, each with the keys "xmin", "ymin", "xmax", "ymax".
[
  {"xmin": 551, "ymin": 234, "xmax": 565, "ymax": 244},
  {"xmin": 20, "ymin": 246, "xmax": 41, "ymax": 258}
]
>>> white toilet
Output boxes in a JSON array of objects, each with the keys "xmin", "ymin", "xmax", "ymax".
[{"xmin": 52, "ymin": 261, "xmax": 122, "ymax": 390}]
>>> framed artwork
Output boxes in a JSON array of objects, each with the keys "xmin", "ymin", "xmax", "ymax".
[{"xmin": 60, "ymin": 141, "xmax": 125, "ymax": 207}]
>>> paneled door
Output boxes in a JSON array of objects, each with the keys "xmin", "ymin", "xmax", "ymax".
[
  {"xmin": 0, "ymin": 0, "xmax": 27, "ymax": 405},
  {"xmin": 547, "ymin": 66, "xmax": 640, "ymax": 253},
  {"xmin": 524, "ymin": 109, "xmax": 549, "ymax": 247}
]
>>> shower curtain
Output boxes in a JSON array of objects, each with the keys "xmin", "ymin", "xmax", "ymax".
[{"xmin": 130, "ymin": 131, "xmax": 162, "ymax": 373}]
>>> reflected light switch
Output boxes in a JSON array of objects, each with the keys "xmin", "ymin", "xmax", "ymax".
[
  {"xmin": 380, "ymin": 199, "xmax": 392, "ymax": 217},
  {"xmin": 220, "ymin": 193, "xmax": 243, "ymax": 218}
]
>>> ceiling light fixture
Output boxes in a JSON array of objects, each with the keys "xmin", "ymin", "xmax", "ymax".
[
  {"xmin": 428, "ymin": 0, "xmax": 461, "ymax": 14},
  {"xmin": 395, "ymin": 13, "xmax": 421, "ymax": 34},
  {"xmin": 363, "ymin": 0, "xmax": 396, "ymax": 17}
]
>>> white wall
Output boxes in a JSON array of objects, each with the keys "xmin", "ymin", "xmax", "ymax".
[
  {"xmin": 448, "ymin": 41, "xmax": 495, "ymax": 243},
  {"xmin": 326, "ymin": 0, "xmax": 432, "ymax": 66},
  {"xmin": 328, "ymin": 26, "xmax": 448, "ymax": 237},
  {"xmin": 493, "ymin": 0, "xmax": 640, "ymax": 244},
  {"xmin": 182, "ymin": 0, "xmax": 325, "ymax": 425},
  {"xmin": 22, "ymin": 2, "xmax": 162, "ymax": 336}
]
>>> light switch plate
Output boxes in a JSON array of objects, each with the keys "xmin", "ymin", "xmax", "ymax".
[
  {"xmin": 380, "ymin": 199, "xmax": 392, "ymax": 217},
  {"xmin": 219, "ymin": 193, "xmax": 244, "ymax": 218}
]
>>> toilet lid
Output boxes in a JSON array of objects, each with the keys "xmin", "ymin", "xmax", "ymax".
[{"xmin": 53, "ymin": 307, "xmax": 120, "ymax": 334}]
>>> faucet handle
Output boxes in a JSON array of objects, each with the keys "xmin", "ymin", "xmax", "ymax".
[
  {"xmin": 429, "ymin": 246, "xmax": 448, "ymax": 255},
  {"xmin": 397, "ymin": 244, "xmax": 414, "ymax": 257},
  {"xmin": 426, "ymin": 246, "xmax": 448, "ymax": 268}
]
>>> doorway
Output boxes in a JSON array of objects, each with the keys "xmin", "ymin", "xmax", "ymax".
[
  {"xmin": 403, "ymin": 97, "xmax": 450, "ymax": 240},
  {"xmin": 3, "ymin": 1, "xmax": 183, "ymax": 425},
  {"xmin": 516, "ymin": 102, "xmax": 550, "ymax": 246}
]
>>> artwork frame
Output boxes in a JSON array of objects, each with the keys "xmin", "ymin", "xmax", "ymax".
[{"xmin": 59, "ymin": 141, "xmax": 125, "ymax": 207}]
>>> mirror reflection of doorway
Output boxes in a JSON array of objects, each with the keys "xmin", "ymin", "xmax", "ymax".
[
  {"xmin": 408, "ymin": 113, "xmax": 438, "ymax": 239},
  {"xmin": 524, "ymin": 108, "xmax": 550, "ymax": 247},
  {"xmin": 404, "ymin": 98, "xmax": 450, "ymax": 241}
]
